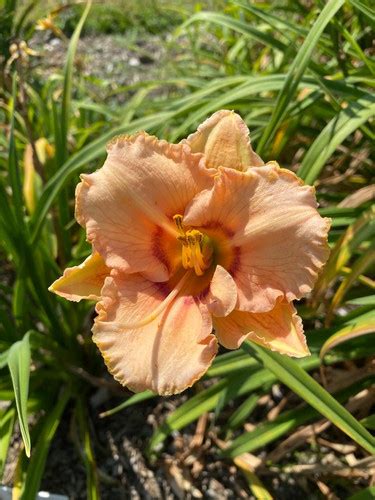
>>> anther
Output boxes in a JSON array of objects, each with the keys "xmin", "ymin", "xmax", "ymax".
[
  {"xmin": 173, "ymin": 214, "xmax": 212, "ymax": 275},
  {"xmin": 173, "ymin": 214, "xmax": 185, "ymax": 236}
]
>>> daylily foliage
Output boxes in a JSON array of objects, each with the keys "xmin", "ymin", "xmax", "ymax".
[{"xmin": 50, "ymin": 110, "xmax": 330, "ymax": 395}]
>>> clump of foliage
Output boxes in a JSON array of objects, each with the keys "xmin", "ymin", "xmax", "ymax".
[{"xmin": 0, "ymin": 0, "xmax": 374, "ymax": 498}]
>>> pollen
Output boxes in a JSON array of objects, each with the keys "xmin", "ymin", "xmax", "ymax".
[{"xmin": 173, "ymin": 215, "xmax": 212, "ymax": 276}]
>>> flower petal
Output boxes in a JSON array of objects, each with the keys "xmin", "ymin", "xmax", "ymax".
[
  {"xmin": 93, "ymin": 272, "xmax": 218, "ymax": 395},
  {"xmin": 48, "ymin": 252, "xmax": 110, "ymax": 302},
  {"xmin": 184, "ymin": 164, "xmax": 331, "ymax": 312},
  {"xmin": 203, "ymin": 265, "xmax": 237, "ymax": 317},
  {"xmin": 76, "ymin": 133, "xmax": 213, "ymax": 281},
  {"xmin": 183, "ymin": 110, "xmax": 264, "ymax": 170},
  {"xmin": 214, "ymin": 300, "xmax": 309, "ymax": 357}
]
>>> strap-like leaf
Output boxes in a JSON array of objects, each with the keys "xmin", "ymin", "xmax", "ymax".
[
  {"xmin": 242, "ymin": 342, "xmax": 375, "ymax": 455},
  {"xmin": 256, "ymin": 0, "xmax": 345, "ymax": 155},
  {"xmin": 7, "ymin": 332, "xmax": 31, "ymax": 457}
]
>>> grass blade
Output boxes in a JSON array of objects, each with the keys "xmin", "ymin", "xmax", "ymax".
[
  {"xmin": 326, "ymin": 244, "xmax": 375, "ymax": 323},
  {"xmin": 313, "ymin": 206, "xmax": 375, "ymax": 304},
  {"xmin": 149, "ymin": 356, "xmax": 320, "ymax": 452},
  {"xmin": 76, "ymin": 398, "xmax": 100, "ymax": 500},
  {"xmin": 0, "ymin": 406, "xmax": 15, "ymax": 480},
  {"xmin": 180, "ymin": 12, "xmax": 286, "ymax": 52},
  {"xmin": 242, "ymin": 342, "xmax": 375, "ymax": 455},
  {"xmin": 297, "ymin": 93, "xmax": 375, "ymax": 184},
  {"xmin": 99, "ymin": 390, "xmax": 155, "ymax": 418},
  {"xmin": 60, "ymin": 0, "xmax": 92, "ymax": 161},
  {"xmin": 349, "ymin": 0, "xmax": 375, "ymax": 24},
  {"xmin": 256, "ymin": 0, "xmax": 345, "ymax": 156},
  {"xmin": 7, "ymin": 332, "xmax": 31, "ymax": 457},
  {"xmin": 21, "ymin": 389, "xmax": 71, "ymax": 498},
  {"xmin": 223, "ymin": 375, "xmax": 373, "ymax": 457},
  {"xmin": 320, "ymin": 311, "xmax": 375, "ymax": 358}
]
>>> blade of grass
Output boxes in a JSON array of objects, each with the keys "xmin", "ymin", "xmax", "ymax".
[
  {"xmin": 179, "ymin": 12, "xmax": 286, "ymax": 52},
  {"xmin": 0, "ymin": 406, "xmax": 15, "ymax": 480},
  {"xmin": 21, "ymin": 389, "xmax": 71, "ymax": 498},
  {"xmin": 60, "ymin": 0, "xmax": 92, "ymax": 162},
  {"xmin": 223, "ymin": 375, "xmax": 373, "ymax": 457},
  {"xmin": 234, "ymin": 455, "xmax": 273, "ymax": 500},
  {"xmin": 224, "ymin": 393, "xmax": 259, "ymax": 433},
  {"xmin": 256, "ymin": 0, "xmax": 345, "ymax": 156},
  {"xmin": 99, "ymin": 390, "xmax": 155, "ymax": 418},
  {"xmin": 320, "ymin": 311, "xmax": 375, "ymax": 358},
  {"xmin": 326, "ymin": 244, "xmax": 375, "ymax": 323},
  {"xmin": 348, "ymin": 486, "xmax": 375, "ymax": 500},
  {"xmin": 297, "ymin": 93, "xmax": 375, "ymax": 184},
  {"xmin": 313, "ymin": 206, "xmax": 375, "ymax": 303},
  {"xmin": 55, "ymin": 0, "xmax": 92, "ymax": 262},
  {"xmin": 208, "ymin": 351, "xmax": 259, "ymax": 377},
  {"xmin": 76, "ymin": 398, "xmax": 100, "ymax": 500},
  {"xmin": 241, "ymin": 342, "xmax": 375, "ymax": 455},
  {"xmin": 349, "ymin": 0, "xmax": 375, "ymax": 24},
  {"xmin": 149, "ymin": 356, "xmax": 319, "ymax": 452},
  {"xmin": 7, "ymin": 332, "xmax": 31, "ymax": 457},
  {"xmin": 8, "ymin": 75, "xmax": 27, "ymax": 236},
  {"xmin": 0, "ymin": 349, "xmax": 10, "ymax": 369}
]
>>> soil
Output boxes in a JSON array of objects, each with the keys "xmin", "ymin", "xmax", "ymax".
[
  {"xmin": 30, "ymin": 32, "xmax": 168, "ymax": 90},
  {"xmin": 38, "ymin": 391, "xmax": 320, "ymax": 499}
]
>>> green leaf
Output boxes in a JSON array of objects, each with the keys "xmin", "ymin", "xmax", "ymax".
[
  {"xmin": 326, "ymin": 243, "xmax": 375, "ymax": 322},
  {"xmin": 99, "ymin": 390, "xmax": 155, "ymax": 418},
  {"xmin": 225, "ymin": 393, "xmax": 259, "ymax": 432},
  {"xmin": 149, "ymin": 356, "xmax": 319, "ymax": 452},
  {"xmin": 297, "ymin": 93, "xmax": 375, "ymax": 184},
  {"xmin": 256, "ymin": 0, "xmax": 345, "ymax": 155},
  {"xmin": 179, "ymin": 12, "xmax": 286, "ymax": 52},
  {"xmin": 8, "ymin": 75, "xmax": 27, "ymax": 235},
  {"xmin": 76, "ymin": 398, "xmax": 100, "ymax": 500},
  {"xmin": 320, "ymin": 311, "xmax": 375, "ymax": 358},
  {"xmin": 348, "ymin": 487, "xmax": 375, "ymax": 500},
  {"xmin": 225, "ymin": 403, "xmax": 316, "ymax": 458},
  {"xmin": 149, "ymin": 379, "xmax": 228, "ymax": 452},
  {"xmin": 223, "ymin": 376, "xmax": 373, "ymax": 457},
  {"xmin": 233, "ymin": 454, "xmax": 273, "ymax": 500},
  {"xmin": 0, "ymin": 406, "xmax": 15, "ymax": 480},
  {"xmin": 349, "ymin": 0, "xmax": 375, "ymax": 24},
  {"xmin": 7, "ymin": 332, "xmax": 31, "ymax": 457},
  {"xmin": 207, "ymin": 350, "xmax": 259, "ymax": 377},
  {"xmin": 360, "ymin": 414, "xmax": 375, "ymax": 431},
  {"xmin": 21, "ymin": 389, "xmax": 71, "ymax": 498},
  {"xmin": 60, "ymin": 0, "xmax": 92, "ymax": 161},
  {"xmin": 242, "ymin": 342, "xmax": 375, "ymax": 455},
  {"xmin": 313, "ymin": 206, "xmax": 375, "ymax": 304},
  {"xmin": 347, "ymin": 296, "xmax": 375, "ymax": 306},
  {"xmin": 0, "ymin": 349, "xmax": 9, "ymax": 369}
]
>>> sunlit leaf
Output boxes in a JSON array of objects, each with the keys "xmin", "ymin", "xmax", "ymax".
[
  {"xmin": 257, "ymin": 0, "xmax": 345, "ymax": 155},
  {"xmin": 7, "ymin": 332, "xmax": 31, "ymax": 457},
  {"xmin": 320, "ymin": 311, "xmax": 375, "ymax": 358},
  {"xmin": 298, "ymin": 93, "xmax": 375, "ymax": 184},
  {"xmin": 242, "ymin": 342, "xmax": 375, "ymax": 455}
]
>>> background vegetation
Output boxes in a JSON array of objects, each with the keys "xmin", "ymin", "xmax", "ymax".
[{"xmin": 0, "ymin": 0, "xmax": 374, "ymax": 498}]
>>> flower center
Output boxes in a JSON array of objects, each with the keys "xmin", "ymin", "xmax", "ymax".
[{"xmin": 173, "ymin": 214, "xmax": 213, "ymax": 276}]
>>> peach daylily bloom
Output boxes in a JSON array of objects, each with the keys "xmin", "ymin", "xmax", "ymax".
[{"xmin": 49, "ymin": 110, "xmax": 330, "ymax": 395}]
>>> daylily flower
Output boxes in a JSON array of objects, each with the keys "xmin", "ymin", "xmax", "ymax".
[{"xmin": 49, "ymin": 110, "xmax": 330, "ymax": 395}]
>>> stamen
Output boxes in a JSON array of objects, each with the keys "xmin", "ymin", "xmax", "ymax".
[
  {"xmin": 173, "ymin": 214, "xmax": 185, "ymax": 236},
  {"xmin": 173, "ymin": 214, "xmax": 212, "ymax": 276}
]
